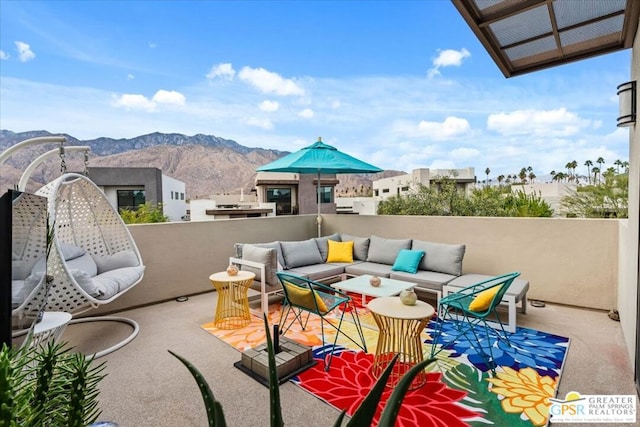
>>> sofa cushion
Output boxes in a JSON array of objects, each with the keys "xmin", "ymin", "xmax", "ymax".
[
  {"xmin": 367, "ymin": 236, "xmax": 412, "ymax": 265},
  {"xmin": 345, "ymin": 262, "xmax": 394, "ymax": 278},
  {"xmin": 391, "ymin": 249, "xmax": 425, "ymax": 274},
  {"xmin": 326, "ymin": 240, "xmax": 354, "ymax": 263},
  {"xmin": 236, "ymin": 242, "xmax": 285, "ymax": 270},
  {"xmin": 411, "ymin": 240, "xmax": 465, "ymax": 276},
  {"xmin": 92, "ymin": 250, "xmax": 138, "ymax": 275},
  {"xmin": 241, "ymin": 244, "xmax": 278, "ymax": 285},
  {"xmin": 390, "ymin": 270, "xmax": 457, "ymax": 293},
  {"xmin": 287, "ymin": 264, "xmax": 346, "ymax": 282},
  {"xmin": 280, "ymin": 239, "xmax": 324, "ymax": 269},
  {"xmin": 340, "ymin": 233, "xmax": 370, "ymax": 261},
  {"xmin": 314, "ymin": 233, "xmax": 341, "ymax": 262},
  {"xmin": 12, "ymin": 274, "xmax": 42, "ymax": 307}
]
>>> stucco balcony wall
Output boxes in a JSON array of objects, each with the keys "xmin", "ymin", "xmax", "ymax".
[{"xmin": 91, "ymin": 214, "xmax": 618, "ymax": 315}]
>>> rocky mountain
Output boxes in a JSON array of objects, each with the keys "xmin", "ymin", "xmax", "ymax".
[{"xmin": 0, "ymin": 130, "xmax": 404, "ymax": 198}]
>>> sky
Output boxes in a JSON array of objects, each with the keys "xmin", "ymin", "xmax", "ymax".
[{"xmin": 0, "ymin": 0, "xmax": 632, "ymax": 180}]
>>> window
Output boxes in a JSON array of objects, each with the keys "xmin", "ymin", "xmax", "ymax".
[
  {"xmin": 382, "ymin": 188, "xmax": 389, "ymax": 193},
  {"xmin": 319, "ymin": 186, "xmax": 333, "ymax": 203},
  {"xmin": 266, "ymin": 188, "xmax": 292, "ymax": 215},
  {"xmin": 374, "ymin": 189, "xmax": 379, "ymax": 196},
  {"xmin": 180, "ymin": 193, "xmax": 184, "ymax": 200},
  {"xmin": 117, "ymin": 190, "xmax": 146, "ymax": 210},
  {"xmin": 171, "ymin": 191, "xmax": 174, "ymax": 199},
  {"xmin": 401, "ymin": 186, "xmax": 409, "ymax": 192}
]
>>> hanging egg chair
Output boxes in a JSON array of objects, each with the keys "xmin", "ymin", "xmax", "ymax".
[{"xmin": 22, "ymin": 173, "xmax": 146, "ymax": 357}]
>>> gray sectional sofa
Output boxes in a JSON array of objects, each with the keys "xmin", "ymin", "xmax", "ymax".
[{"xmin": 230, "ymin": 233, "xmax": 468, "ymax": 314}]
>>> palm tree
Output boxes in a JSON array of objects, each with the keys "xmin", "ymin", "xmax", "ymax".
[
  {"xmin": 565, "ymin": 162, "xmax": 573, "ymax": 179},
  {"xmin": 584, "ymin": 160, "xmax": 593, "ymax": 185},
  {"xmin": 596, "ymin": 157, "xmax": 605, "ymax": 179},
  {"xmin": 484, "ymin": 167, "xmax": 491, "ymax": 187},
  {"xmin": 614, "ymin": 159, "xmax": 623, "ymax": 174},
  {"xmin": 550, "ymin": 170, "xmax": 556, "ymax": 183},
  {"xmin": 518, "ymin": 167, "xmax": 527, "ymax": 184},
  {"xmin": 622, "ymin": 160, "xmax": 630, "ymax": 173},
  {"xmin": 497, "ymin": 174, "xmax": 505, "ymax": 186},
  {"xmin": 528, "ymin": 172, "xmax": 536, "ymax": 183},
  {"xmin": 591, "ymin": 167, "xmax": 600, "ymax": 184}
]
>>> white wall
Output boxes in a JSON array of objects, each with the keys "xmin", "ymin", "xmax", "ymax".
[
  {"xmin": 161, "ymin": 174, "xmax": 187, "ymax": 221},
  {"xmin": 618, "ymin": 25, "xmax": 640, "ymax": 368}
]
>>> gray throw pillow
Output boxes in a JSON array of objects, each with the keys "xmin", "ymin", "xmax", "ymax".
[
  {"xmin": 237, "ymin": 242, "xmax": 285, "ymax": 270},
  {"xmin": 92, "ymin": 250, "xmax": 139, "ymax": 274},
  {"xmin": 366, "ymin": 235, "xmax": 411, "ymax": 265},
  {"xmin": 340, "ymin": 233, "xmax": 370, "ymax": 261},
  {"xmin": 241, "ymin": 244, "xmax": 278, "ymax": 285},
  {"xmin": 411, "ymin": 240, "xmax": 465, "ymax": 276},
  {"xmin": 314, "ymin": 233, "xmax": 341, "ymax": 262},
  {"xmin": 59, "ymin": 243, "xmax": 86, "ymax": 261},
  {"xmin": 280, "ymin": 239, "xmax": 324, "ymax": 269}
]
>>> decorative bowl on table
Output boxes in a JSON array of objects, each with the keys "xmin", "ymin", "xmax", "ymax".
[
  {"xmin": 400, "ymin": 288, "xmax": 417, "ymax": 305},
  {"xmin": 369, "ymin": 276, "xmax": 381, "ymax": 287},
  {"xmin": 226, "ymin": 264, "xmax": 239, "ymax": 276}
]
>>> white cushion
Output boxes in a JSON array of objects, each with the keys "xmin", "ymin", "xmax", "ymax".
[
  {"xmin": 92, "ymin": 250, "xmax": 139, "ymax": 274},
  {"xmin": 60, "ymin": 243, "xmax": 86, "ymax": 261},
  {"xmin": 93, "ymin": 266, "xmax": 145, "ymax": 300},
  {"xmin": 66, "ymin": 253, "xmax": 98, "ymax": 277},
  {"xmin": 71, "ymin": 269, "xmax": 105, "ymax": 298}
]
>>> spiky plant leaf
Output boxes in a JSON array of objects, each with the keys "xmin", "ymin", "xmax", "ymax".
[
  {"xmin": 169, "ymin": 350, "xmax": 226, "ymax": 427},
  {"xmin": 378, "ymin": 357, "xmax": 437, "ymax": 426},
  {"xmin": 346, "ymin": 354, "xmax": 399, "ymax": 426},
  {"xmin": 262, "ymin": 314, "xmax": 284, "ymax": 427}
]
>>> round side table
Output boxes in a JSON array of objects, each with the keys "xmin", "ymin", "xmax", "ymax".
[
  {"xmin": 367, "ymin": 296, "xmax": 435, "ymax": 390},
  {"xmin": 209, "ymin": 271, "xmax": 255, "ymax": 329}
]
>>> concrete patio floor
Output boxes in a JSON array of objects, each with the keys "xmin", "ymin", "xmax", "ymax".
[{"xmin": 60, "ymin": 291, "xmax": 638, "ymax": 427}]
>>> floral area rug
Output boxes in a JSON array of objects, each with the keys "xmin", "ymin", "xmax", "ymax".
[{"xmin": 201, "ymin": 302, "xmax": 569, "ymax": 427}]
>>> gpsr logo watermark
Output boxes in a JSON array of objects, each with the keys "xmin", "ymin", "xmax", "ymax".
[{"xmin": 549, "ymin": 391, "xmax": 637, "ymax": 423}]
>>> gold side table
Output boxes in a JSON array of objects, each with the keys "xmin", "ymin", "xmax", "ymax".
[
  {"xmin": 367, "ymin": 297, "xmax": 435, "ymax": 390},
  {"xmin": 209, "ymin": 271, "xmax": 255, "ymax": 329}
]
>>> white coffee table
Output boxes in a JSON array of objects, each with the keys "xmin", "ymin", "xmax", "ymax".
[{"xmin": 333, "ymin": 274, "xmax": 417, "ymax": 305}]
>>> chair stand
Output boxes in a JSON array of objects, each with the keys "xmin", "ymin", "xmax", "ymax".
[{"xmin": 68, "ymin": 316, "xmax": 140, "ymax": 359}]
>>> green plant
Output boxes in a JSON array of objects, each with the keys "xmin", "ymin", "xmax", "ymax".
[
  {"xmin": 170, "ymin": 314, "xmax": 436, "ymax": 426},
  {"xmin": 119, "ymin": 202, "xmax": 169, "ymax": 224},
  {"xmin": 0, "ymin": 339, "xmax": 106, "ymax": 427}
]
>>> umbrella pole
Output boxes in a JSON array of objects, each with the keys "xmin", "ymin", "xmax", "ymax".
[{"xmin": 317, "ymin": 171, "xmax": 321, "ymax": 237}]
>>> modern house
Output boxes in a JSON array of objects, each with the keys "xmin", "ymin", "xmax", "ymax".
[
  {"xmin": 254, "ymin": 171, "xmax": 338, "ymax": 215},
  {"xmin": 87, "ymin": 167, "xmax": 187, "ymax": 222},
  {"xmin": 373, "ymin": 168, "xmax": 476, "ymax": 200}
]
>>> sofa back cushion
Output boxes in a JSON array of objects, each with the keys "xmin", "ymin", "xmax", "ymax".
[
  {"xmin": 340, "ymin": 233, "xmax": 370, "ymax": 261},
  {"xmin": 314, "ymin": 233, "xmax": 341, "ymax": 262},
  {"xmin": 280, "ymin": 239, "xmax": 324, "ymax": 269},
  {"xmin": 326, "ymin": 240, "xmax": 354, "ymax": 263},
  {"xmin": 411, "ymin": 240, "xmax": 465, "ymax": 276},
  {"xmin": 236, "ymin": 241, "xmax": 285, "ymax": 270},
  {"xmin": 367, "ymin": 235, "xmax": 412, "ymax": 265},
  {"xmin": 241, "ymin": 244, "xmax": 278, "ymax": 285}
]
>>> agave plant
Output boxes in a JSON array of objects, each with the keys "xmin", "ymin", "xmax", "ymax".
[
  {"xmin": 0, "ymin": 338, "xmax": 106, "ymax": 427},
  {"xmin": 170, "ymin": 314, "xmax": 435, "ymax": 426}
]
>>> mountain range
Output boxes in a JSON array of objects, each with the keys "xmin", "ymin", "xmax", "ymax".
[{"xmin": 0, "ymin": 130, "xmax": 403, "ymax": 198}]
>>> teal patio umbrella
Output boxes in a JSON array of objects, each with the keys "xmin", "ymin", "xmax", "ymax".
[{"xmin": 256, "ymin": 138, "xmax": 383, "ymax": 236}]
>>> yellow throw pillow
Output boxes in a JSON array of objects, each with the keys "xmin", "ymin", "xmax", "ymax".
[
  {"xmin": 282, "ymin": 281, "xmax": 328, "ymax": 313},
  {"xmin": 468, "ymin": 286, "xmax": 500, "ymax": 312},
  {"xmin": 326, "ymin": 240, "xmax": 354, "ymax": 263}
]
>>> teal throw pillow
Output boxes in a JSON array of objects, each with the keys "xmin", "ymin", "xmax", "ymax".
[{"xmin": 391, "ymin": 249, "xmax": 425, "ymax": 274}]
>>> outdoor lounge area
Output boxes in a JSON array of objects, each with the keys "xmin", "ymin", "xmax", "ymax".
[{"xmin": 45, "ymin": 212, "xmax": 637, "ymax": 426}]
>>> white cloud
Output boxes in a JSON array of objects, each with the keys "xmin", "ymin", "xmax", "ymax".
[
  {"xmin": 127, "ymin": 74, "xmax": 135, "ymax": 80},
  {"xmin": 428, "ymin": 48, "xmax": 470, "ymax": 78},
  {"xmin": 259, "ymin": 100, "xmax": 279, "ymax": 112},
  {"xmin": 487, "ymin": 108, "xmax": 590, "ymax": 137},
  {"xmin": 152, "ymin": 90, "xmax": 186, "ymax": 106},
  {"xmin": 450, "ymin": 147, "xmax": 480, "ymax": 160},
  {"xmin": 111, "ymin": 94, "xmax": 156, "ymax": 112},
  {"xmin": 238, "ymin": 66, "xmax": 304, "ymax": 96},
  {"xmin": 0, "ymin": 50, "xmax": 9, "ymax": 60},
  {"xmin": 331, "ymin": 100, "xmax": 341, "ymax": 109},
  {"xmin": 298, "ymin": 108, "xmax": 314, "ymax": 119},
  {"xmin": 207, "ymin": 63, "xmax": 235, "ymax": 80},
  {"xmin": 394, "ymin": 116, "xmax": 471, "ymax": 139},
  {"xmin": 149, "ymin": 42, "xmax": 157, "ymax": 49},
  {"xmin": 15, "ymin": 41, "xmax": 35, "ymax": 62},
  {"xmin": 246, "ymin": 117, "xmax": 274, "ymax": 130}
]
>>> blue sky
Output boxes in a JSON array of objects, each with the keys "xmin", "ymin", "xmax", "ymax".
[{"xmin": 0, "ymin": 0, "xmax": 632, "ymax": 180}]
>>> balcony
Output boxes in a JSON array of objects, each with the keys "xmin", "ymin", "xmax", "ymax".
[{"xmin": 56, "ymin": 214, "xmax": 636, "ymax": 425}]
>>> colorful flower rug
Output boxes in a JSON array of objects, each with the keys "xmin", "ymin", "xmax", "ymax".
[{"xmin": 202, "ymin": 303, "xmax": 569, "ymax": 427}]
